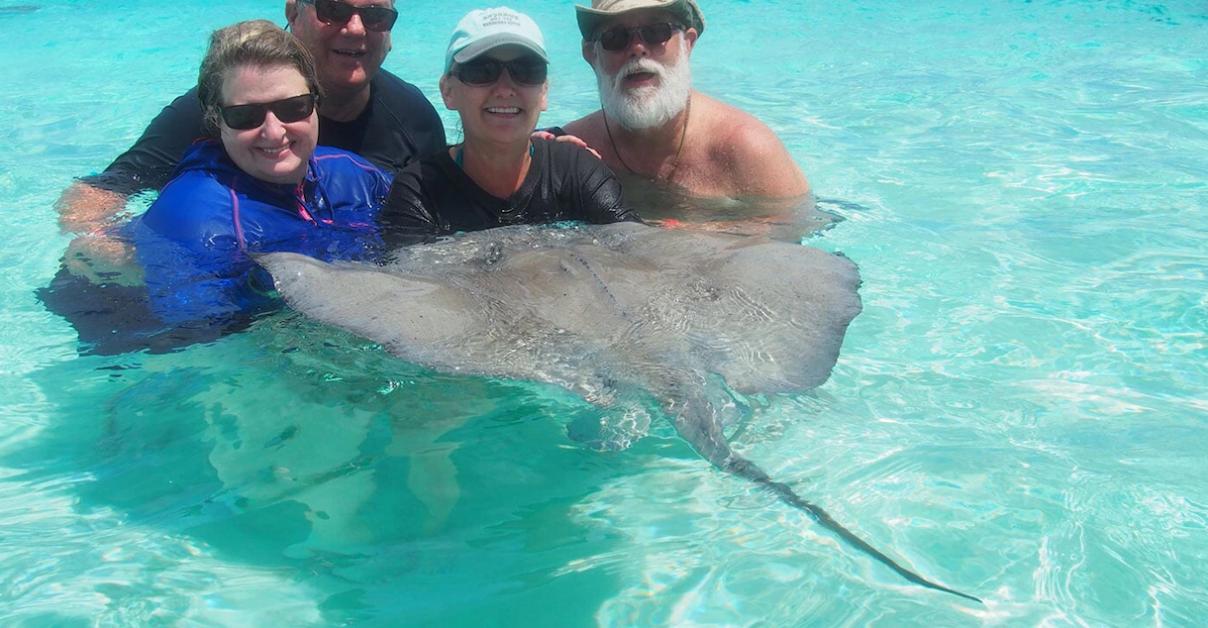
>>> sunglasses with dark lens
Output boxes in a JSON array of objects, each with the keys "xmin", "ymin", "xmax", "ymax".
[
  {"xmin": 596, "ymin": 22, "xmax": 683, "ymax": 52},
  {"xmin": 453, "ymin": 57, "xmax": 549, "ymax": 87},
  {"xmin": 220, "ymin": 93, "xmax": 317, "ymax": 130},
  {"xmin": 302, "ymin": 0, "xmax": 399, "ymax": 32}
]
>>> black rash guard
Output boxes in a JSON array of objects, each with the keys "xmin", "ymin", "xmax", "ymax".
[
  {"xmin": 379, "ymin": 138, "xmax": 639, "ymax": 245},
  {"xmin": 83, "ymin": 70, "xmax": 446, "ymax": 195}
]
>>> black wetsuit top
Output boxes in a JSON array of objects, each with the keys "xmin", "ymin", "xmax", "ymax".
[
  {"xmin": 83, "ymin": 70, "xmax": 445, "ymax": 194},
  {"xmin": 380, "ymin": 138, "xmax": 638, "ymax": 245}
]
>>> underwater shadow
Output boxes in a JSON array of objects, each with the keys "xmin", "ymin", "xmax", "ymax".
[{"xmin": 13, "ymin": 317, "xmax": 647, "ymax": 623}]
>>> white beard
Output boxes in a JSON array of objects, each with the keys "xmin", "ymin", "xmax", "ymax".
[{"xmin": 594, "ymin": 41, "xmax": 692, "ymax": 131}]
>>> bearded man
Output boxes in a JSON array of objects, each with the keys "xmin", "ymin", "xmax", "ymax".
[{"xmin": 558, "ymin": 0, "xmax": 809, "ymax": 202}]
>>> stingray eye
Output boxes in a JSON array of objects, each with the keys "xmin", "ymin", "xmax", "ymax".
[{"xmin": 485, "ymin": 242, "xmax": 504, "ymax": 265}]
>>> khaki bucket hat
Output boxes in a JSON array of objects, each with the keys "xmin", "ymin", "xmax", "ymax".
[{"xmin": 575, "ymin": 0, "xmax": 705, "ymax": 40}]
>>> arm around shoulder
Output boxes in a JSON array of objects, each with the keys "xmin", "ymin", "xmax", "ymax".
[
  {"xmin": 92, "ymin": 88, "xmax": 208, "ymax": 195},
  {"xmin": 57, "ymin": 88, "xmax": 206, "ymax": 234}
]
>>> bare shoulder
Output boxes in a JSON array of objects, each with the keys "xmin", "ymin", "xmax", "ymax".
[
  {"xmin": 696, "ymin": 94, "xmax": 810, "ymax": 198},
  {"xmin": 699, "ymin": 96, "xmax": 776, "ymax": 148}
]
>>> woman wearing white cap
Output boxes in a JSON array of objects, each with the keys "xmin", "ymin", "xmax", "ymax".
[{"xmin": 380, "ymin": 7, "xmax": 638, "ymax": 241}]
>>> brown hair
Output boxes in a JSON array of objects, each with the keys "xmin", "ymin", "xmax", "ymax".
[{"xmin": 196, "ymin": 19, "xmax": 322, "ymax": 134}]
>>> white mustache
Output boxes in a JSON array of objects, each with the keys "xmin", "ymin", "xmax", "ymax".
[{"xmin": 612, "ymin": 58, "xmax": 665, "ymax": 90}]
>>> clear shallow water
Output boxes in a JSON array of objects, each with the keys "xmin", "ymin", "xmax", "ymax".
[{"xmin": 2, "ymin": 0, "xmax": 1206, "ymax": 624}]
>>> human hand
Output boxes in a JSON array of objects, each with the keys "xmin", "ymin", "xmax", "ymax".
[
  {"xmin": 55, "ymin": 181, "xmax": 128, "ymax": 234},
  {"xmin": 64, "ymin": 233, "xmax": 144, "ymax": 286},
  {"xmin": 530, "ymin": 130, "xmax": 602, "ymax": 160}
]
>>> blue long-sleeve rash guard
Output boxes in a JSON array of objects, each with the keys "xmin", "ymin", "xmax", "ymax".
[{"xmin": 131, "ymin": 140, "xmax": 392, "ymax": 326}]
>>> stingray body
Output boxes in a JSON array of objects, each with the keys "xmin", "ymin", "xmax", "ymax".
[{"xmin": 260, "ymin": 222, "xmax": 979, "ymax": 602}]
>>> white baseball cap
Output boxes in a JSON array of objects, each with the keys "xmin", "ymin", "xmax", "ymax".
[{"xmin": 445, "ymin": 7, "xmax": 548, "ymax": 72}]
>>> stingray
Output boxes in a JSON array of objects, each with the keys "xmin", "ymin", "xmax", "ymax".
[{"xmin": 259, "ymin": 222, "xmax": 980, "ymax": 603}]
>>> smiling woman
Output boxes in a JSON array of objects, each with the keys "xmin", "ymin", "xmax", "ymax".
[
  {"xmin": 378, "ymin": 7, "xmax": 639, "ymax": 243},
  {"xmin": 214, "ymin": 65, "xmax": 319, "ymax": 184},
  {"xmin": 130, "ymin": 20, "xmax": 392, "ymax": 329}
]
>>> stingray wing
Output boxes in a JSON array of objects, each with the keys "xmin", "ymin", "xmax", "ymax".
[{"xmin": 260, "ymin": 224, "xmax": 862, "ymax": 399}]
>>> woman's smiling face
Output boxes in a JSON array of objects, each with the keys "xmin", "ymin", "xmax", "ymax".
[
  {"xmin": 219, "ymin": 63, "xmax": 319, "ymax": 184},
  {"xmin": 442, "ymin": 46, "xmax": 549, "ymax": 147}
]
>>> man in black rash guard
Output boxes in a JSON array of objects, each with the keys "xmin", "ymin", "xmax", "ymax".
[
  {"xmin": 56, "ymin": 0, "xmax": 445, "ymax": 234},
  {"xmin": 381, "ymin": 137, "xmax": 637, "ymax": 244}
]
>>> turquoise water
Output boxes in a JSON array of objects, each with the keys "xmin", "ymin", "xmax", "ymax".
[{"xmin": 2, "ymin": 0, "xmax": 1207, "ymax": 624}]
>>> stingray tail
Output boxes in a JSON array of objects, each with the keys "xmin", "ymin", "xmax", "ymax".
[
  {"xmin": 723, "ymin": 455, "xmax": 983, "ymax": 604},
  {"xmin": 672, "ymin": 396, "xmax": 982, "ymax": 604}
]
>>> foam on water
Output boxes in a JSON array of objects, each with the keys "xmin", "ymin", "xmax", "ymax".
[{"xmin": 2, "ymin": 0, "xmax": 1206, "ymax": 624}]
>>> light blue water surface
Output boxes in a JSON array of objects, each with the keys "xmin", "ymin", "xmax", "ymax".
[{"xmin": 2, "ymin": 0, "xmax": 1206, "ymax": 625}]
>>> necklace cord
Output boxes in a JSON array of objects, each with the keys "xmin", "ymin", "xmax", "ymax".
[{"xmin": 602, "ymin": 94, "xmax": 691, "ymax": 180}]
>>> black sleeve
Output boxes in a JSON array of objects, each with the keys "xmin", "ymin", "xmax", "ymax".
[
  {"xmin": 566, "ymin": 145, "xmax": 641, "ymax": 225},
  {"xmin": 365, "ymin": 72, "xmax": 448, "ymax": 172},
  {"xmin": 378, "ymin": 161, "xmax": 442, "ymax": 248},
  {"xmin": 81, "ymin": 88, "xmax": 206, "ymax": 195}
]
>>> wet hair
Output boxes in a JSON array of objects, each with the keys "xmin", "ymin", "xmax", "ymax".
[{"xmin": 196, "ymin": 19, "xmax": 322, "ymax": 134}]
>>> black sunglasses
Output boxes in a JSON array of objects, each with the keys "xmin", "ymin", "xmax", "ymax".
[
  {"xmin": 301, "ymin": 0, "xmax": 398, "ymax": 32},
  {"xmin": 220, "ymin": 93, "xmax": 317, "ymax": 130},
  {"xmin": 595, "ymin": 22, "xmax": 683, "ymax": 52},
  {"xmin": 452, "ymin": 57, "xmax": 548, "ymax": 87}
]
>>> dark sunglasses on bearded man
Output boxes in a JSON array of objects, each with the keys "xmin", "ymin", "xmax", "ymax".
[{"xmin": 594, "ymin": 22, "xmax": 684, "ymax": 52}]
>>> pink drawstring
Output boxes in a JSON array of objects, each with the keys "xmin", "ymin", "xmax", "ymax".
[
  {"xmin": 294, "ymin": 183, "xmax": 316, "ymax": 223},
  {"xmin": 229, "ymin": 188, "xmax": 247, "ymax": 251}
]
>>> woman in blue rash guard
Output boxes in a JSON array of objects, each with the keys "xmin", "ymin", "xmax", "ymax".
[
  {"xmin": 378, "ymin": 7, "xmax": 638, "ymax": 245},
  {"xmin": 132, "ymin": 19, "xmax": 392, "ymax": 327}
]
